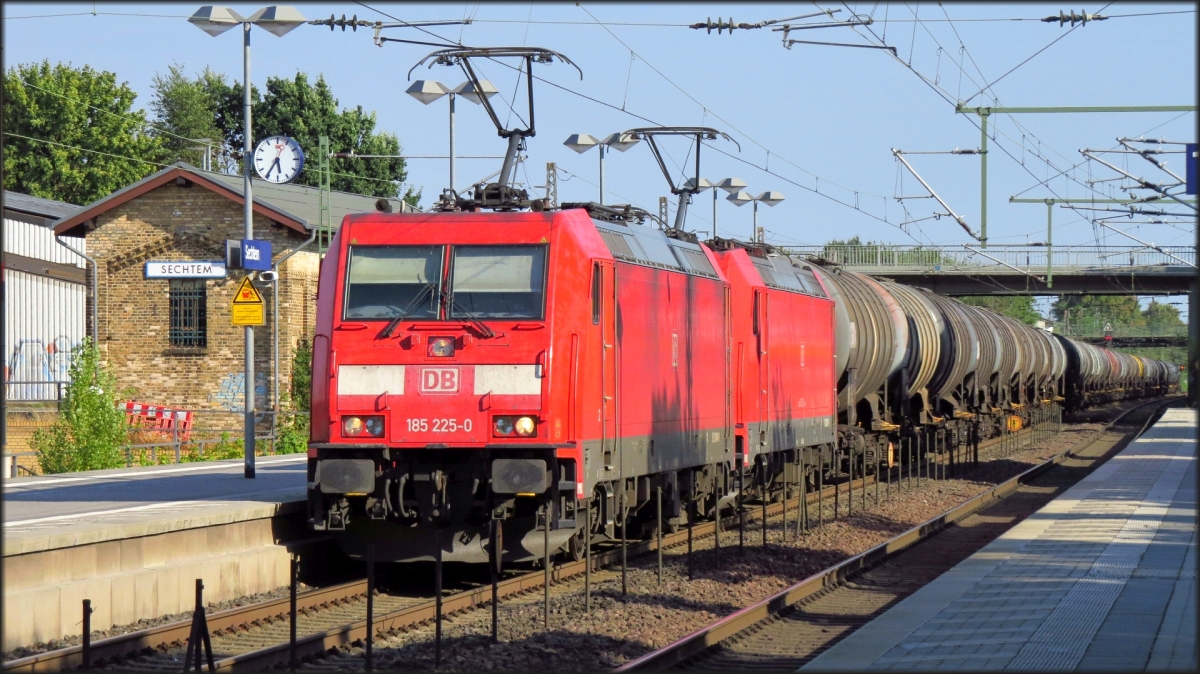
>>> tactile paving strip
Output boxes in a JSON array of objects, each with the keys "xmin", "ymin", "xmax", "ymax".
[{"xmin": 858, "ymin": 425, "xmax": 1195, "ymax": 671}]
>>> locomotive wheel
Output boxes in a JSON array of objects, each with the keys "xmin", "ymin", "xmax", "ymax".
[{"xmin": 567, "ymin": 525, "xmax": 586, "ymax": 562}]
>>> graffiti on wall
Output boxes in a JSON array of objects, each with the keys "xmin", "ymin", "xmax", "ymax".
[
  {"xmin": 5, "ymin": 336, "xmax": 80, "ymax": 399},
  {"xmin": 209, "ymin": 371, "xmax": 269, "ymax": 413}
]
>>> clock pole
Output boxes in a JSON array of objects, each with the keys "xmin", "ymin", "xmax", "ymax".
[{"xmin": 242, "ymin": 20, "xmax": 256, "ymax": 479}]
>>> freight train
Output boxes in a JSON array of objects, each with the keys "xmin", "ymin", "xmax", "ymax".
[
  {"xmin": 304, "ymin": 202, "xmax": 1179, "ymax": 564},
  {"xmin": 306, "ymin": 47, "xmax": 1174, "ymax": 565}
]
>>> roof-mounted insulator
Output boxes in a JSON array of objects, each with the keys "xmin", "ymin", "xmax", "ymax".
[
  {"xmin": 689, "ymin": 17, "xmax": 753, "ymax": 34},
  {"xmin": 1041, "ymin": 10, "xmax": 1106, "ymax": 27},
  {"xmin": 311, "ymin": 13, "xmax": 371, "ymax": 31}
]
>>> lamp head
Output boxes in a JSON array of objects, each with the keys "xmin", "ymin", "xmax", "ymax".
[
  {"xmin": 246, "ymin": 6, "xmax": 307, "ymax": 37},
  {"xmin": 455, "ymin": 79, "xmax": 499, "ymax": 104},
  {"xmin": 563, "ymin": 133, "xmax": 600, "ymax": 154},
  {"xmin": 602, "ymin": 131, "xmax": 640, "ymax": 152},
  {"xmin": 726, "ymin": 190, "xmax": 753, "ymax": 206},
  {"xmin": 406, "ymin": 80, "xmax": 449, "ymax": 105},
  {"xmin": 188, "ymin": 6, "xmax": 245, "ymax": 36},
  {"xmin": 683, "ymin": 177, "xmax": 713, "ymax": 192},
  {"xmin": 716, "ymin": 177, "xmax": 747, "ymax": 194},
  {"xmin": 757, "ymin": 191, "xmax": 785, "ymax": 206}
]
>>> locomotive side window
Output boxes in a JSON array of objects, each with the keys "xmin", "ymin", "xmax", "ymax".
[
  {"xmin": 592, "ymin": 262, "xmax": 602, "ymax": 325},
  {"xmin": 450, "ymin": 245, "xmax": 547, "ymax": 319},
  {"xmin": 343, "ymin": 245, "xmax": 443, "ymax": 320}
]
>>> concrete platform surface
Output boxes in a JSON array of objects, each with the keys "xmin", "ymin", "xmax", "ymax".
[
  {"xmin": 803, "ymin": 407, "xmax": 1197, "ymax": 672},
  {"xmin": 3, "ymin": 455, "xmax": 306, "ymax": 556},
  {"xmin": 3, "ymin": 455, "xmax": 309, "ymax": 649}
]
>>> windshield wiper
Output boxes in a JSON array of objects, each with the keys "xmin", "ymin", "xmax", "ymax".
[
  {"xmin": 444, "ymin": 289, "xmax": 497, "ymax": 339},
  {"xmin": 377, "ymin": 284, "xmax": 435, "ymax": 339}
]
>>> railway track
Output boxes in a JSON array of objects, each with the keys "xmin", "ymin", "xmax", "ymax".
[
  {"xmin": 615, "ymin": 396, "xmax": 1179, "ymax": 672},
  {"xmin": 3, "ymin": 399, "xmax": 1165, "ymax": 673}
]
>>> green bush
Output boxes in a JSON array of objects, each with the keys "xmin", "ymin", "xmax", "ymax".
[
  {"xmin": 274, "ymin": 335, "xmax": 313, "ymax": 455},
  {"xmin": 32, "ymin": 338, "xmax": 130, "ymax": 473},
  {"xmin": 275, "ymin": 412, "xmax": 309, "ymax": 455},
  {"xmin": 291, "ymin": 336, "xmax": 312, "ymax": 412}
]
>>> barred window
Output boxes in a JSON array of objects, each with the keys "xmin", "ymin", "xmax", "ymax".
[{"xmin": 169, "ymin": 279, "xmax": 207, "ymax": 347}]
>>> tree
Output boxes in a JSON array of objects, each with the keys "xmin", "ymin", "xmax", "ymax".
[
  {"xmin": 205, "ymin": 71, "xmax": 415, "ymax": 201},
  {"xmin": 31, "ymin": 339, "xmax": 130, "ymax": 474},
  {"xmin": 149, "ymin": 63, "xmax": 224, "ymax": 170},
  {"xmin": 1142, "ymin": 299, "xmax": 1184, "ymax": 329},
  {"xmin": 3, "ymin": 60, "xmax": 164, "ymax": 204},
  {"xmin": 1052, "ymin": 295, "xmax": 1146, "ymax": 334},
  {"xmin": 959, "ymin": 295, "xmax": 1043, "ymax": 326}
]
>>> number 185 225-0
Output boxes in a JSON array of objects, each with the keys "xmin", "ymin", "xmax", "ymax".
[{"xmin": 406, "ymin": 418, "xmax": 472, "ymax": 433}]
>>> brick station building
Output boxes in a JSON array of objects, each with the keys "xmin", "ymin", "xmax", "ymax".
[{"xmin": 50, "ymin": 163, "xmax": 411, "ymax": 427}]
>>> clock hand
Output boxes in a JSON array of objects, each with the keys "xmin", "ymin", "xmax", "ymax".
[{"xmin": 266, "ymin": 157, "xmax": 282, "ymax": 179}]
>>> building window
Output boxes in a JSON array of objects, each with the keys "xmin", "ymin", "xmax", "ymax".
[{"xmin": 169, "ymin": 279, "xmax": 207, "ymax": 347}]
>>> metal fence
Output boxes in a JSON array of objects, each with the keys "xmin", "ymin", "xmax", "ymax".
[
  {"xmin": 4, "ymin": 379, "xmax": 69, "ymax": 401},
  {"xmin": 782, "ymin": 244, "xmax": 1195, "ymax": 271},
  {"xmin": 1059, "ymin": 321, "xmax": 1189, "ymax": 339},
  {"xmin": 3, "ymin": 408, "xmax": 309, "ymax": 477}
]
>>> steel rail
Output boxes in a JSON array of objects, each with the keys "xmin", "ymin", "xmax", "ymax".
[
  {"xmin": 613, "ymin": 396, "xmax": 1179, "ymax": 672},
  {"xmin": 204, "ymin": 405, "xmax": 1107, "ymax": 671},
  {"xmin": 5, "ymin": 400, "xmax": 1153, "ymax": 672},
  {"xmin": 3, "ymin": 567, "xmax": 363, "ymax": 673}
]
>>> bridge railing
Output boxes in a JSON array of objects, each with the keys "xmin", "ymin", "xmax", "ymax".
[{"xmin": 781, "ymin": 245, "xmax": 1195, "ymax": 271}]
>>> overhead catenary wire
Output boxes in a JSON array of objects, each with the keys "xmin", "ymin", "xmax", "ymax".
[
  {"xmin": 367, "ymin": 0, "xmax": 901, "ymax": 230},
  {"xmin": 576, "ymin": 2, "xmax": 895, "ymax": 207},
  {"xmin": 843, "ymin": 0, "xmax": 1170, "ymax": 219}
]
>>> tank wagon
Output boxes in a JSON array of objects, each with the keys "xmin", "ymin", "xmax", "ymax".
[{"xmin": 305, "ymin": 205, "xmax": 1177, "ymax": 565}]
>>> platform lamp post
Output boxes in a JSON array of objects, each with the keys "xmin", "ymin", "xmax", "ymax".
[
  {"xmin": 406, "ymin": 79, "xmax": 499, "ymax": 194},
  {"xmin": 728, "ymin": 190, "xmax": 786, "ymax": 242},
  {"xmin": 563, "ymin": 132, "xmax": 640, "ymax": 205},
  {"xmin": 708, "ymin": 178, "xmax": 746, "ymax": 237},
  {"xmin": 189, "ymin": 5, "xmax": 307, "ymax": 479}
]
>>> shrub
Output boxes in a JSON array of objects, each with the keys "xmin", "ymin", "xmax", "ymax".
[
  {"xmin": 275, "ymin": 411, "xmax": 309, "ymax": 454},
  {"xmin": 31, "ymin": 338, "xmax": 130, "ymax": 473}
]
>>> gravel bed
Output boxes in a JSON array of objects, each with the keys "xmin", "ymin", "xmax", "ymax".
[
  {"xmin": 2, "ymin": 582, "xmax": 311, "ymax": 662},
  {"xmin": 1, "ymin": 403, "xmax": 1127, "ymax": 667},
  {"xmin": 303, "ymin": 416, "xmax": 1114, "ymax": 672}
]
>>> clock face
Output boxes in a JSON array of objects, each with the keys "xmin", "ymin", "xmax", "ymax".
[{"xmin": 253, "ymin": 135, "xmax": 305, "ymax": 183}]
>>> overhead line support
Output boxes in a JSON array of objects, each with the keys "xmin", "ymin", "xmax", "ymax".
[{"xmin": 955, "ymin": 104, "xmax": 1198, "ymax": 249}]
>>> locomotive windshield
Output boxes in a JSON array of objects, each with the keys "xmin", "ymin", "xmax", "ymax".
[
  {"xmin": 343, "ymin": 245, "xmax": 443, "ymax": 320},
  {"xmin": 449, "ymin": 245, "xmax": 547, "ymax": 319}
]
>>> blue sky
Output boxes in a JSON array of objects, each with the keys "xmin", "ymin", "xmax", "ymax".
[{"xmin": 4, "ymin": 2, "xmax": 1194, "ymax": 271}]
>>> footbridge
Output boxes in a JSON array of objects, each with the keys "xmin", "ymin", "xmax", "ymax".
[{"xmin": 783, "ymin": 244, "xmax": 1195, "ymax": 295}]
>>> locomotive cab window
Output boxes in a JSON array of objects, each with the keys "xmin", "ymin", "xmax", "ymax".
[
  {"xmin": 450, "ymin": 245, "xmax": 547, "ymax": 319},
  {"xmin": 343, "ymin": 245, "xmax": 443, "ymax": 320}
]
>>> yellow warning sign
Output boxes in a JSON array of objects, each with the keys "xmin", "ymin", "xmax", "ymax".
[{"xmin": 230, "ymin": 276, "xmax": 264, "ymax": 326}]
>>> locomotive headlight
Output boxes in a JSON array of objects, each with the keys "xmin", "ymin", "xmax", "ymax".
[
  {"xmin": 427, "ymin": 336, "xmax": 456, "ymax": 357},
  {"xmin": 493, "ymin": 416, "xmax": 515, "ymax": 436},
  {"xmin": 343, "ymin": 416, "xmax": 365, "ymax": 436},
  {"xmin": 342, "ymin": 415, "xmax": 385, "ymax": 438},
  {"xmin": 365, "ymin": 416, "xmax": 385, "ymax": 437},
  {"xmin": 515, "ymin": 416, "xmax": 537, "ymax": 437}
]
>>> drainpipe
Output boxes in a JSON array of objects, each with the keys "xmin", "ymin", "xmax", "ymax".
[
  {"xmin": 55, "ymin": 237, "xmax": 98, "ymax": 345},
  {"xmin": 272, "ymin": 226, "xmax": 317, "ymax": 418}
]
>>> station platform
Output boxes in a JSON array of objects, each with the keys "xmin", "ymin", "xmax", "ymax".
[
  {"xmin": 3, "ymin": 455, "xmax": 309, "ymax": 650},
  {"xmin": 804, "ymin": 407, "xmax": 1197, "ymax": 672}
]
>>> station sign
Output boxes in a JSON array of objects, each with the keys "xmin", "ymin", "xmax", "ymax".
[
  {"xmin": 145, "ymin": 261, "xmax": 227, "ymax": 279},
  {"xmin": 225, "ymin": 239, "xmax": 273, "ymax": 271},
  {"xmin": 1186, "ymin": 143, "xmax": 1197, "ymax": 195},
  {"xmin": 230, "ymin": 276, "xmax": 265, "ymax": 326}
]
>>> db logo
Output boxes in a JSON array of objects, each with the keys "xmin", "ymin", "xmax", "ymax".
[{"xmin": 420, "ymin": 367, "xmax": 459, "ymax": 394}]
